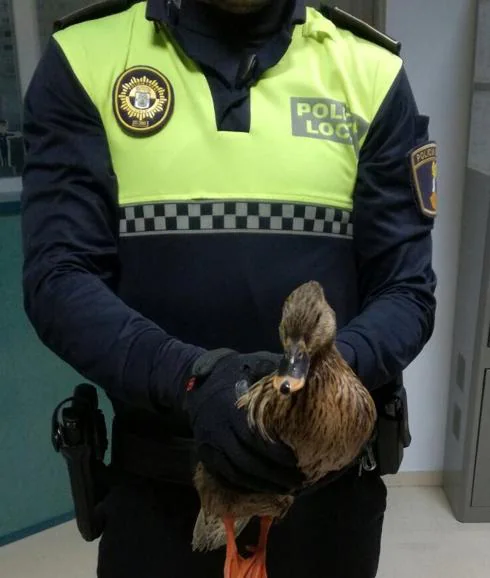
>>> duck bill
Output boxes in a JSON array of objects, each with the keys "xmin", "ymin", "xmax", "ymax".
[{"xmin": 273, "ymin": 343, "xmax": 310, "ymax": 395}]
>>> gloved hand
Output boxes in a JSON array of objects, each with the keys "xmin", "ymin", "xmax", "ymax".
[{"xmin": 184, "ymin": 349, "xmax": 305, "ymax": 495}]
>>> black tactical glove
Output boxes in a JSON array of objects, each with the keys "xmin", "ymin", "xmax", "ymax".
[{"xmin": 184, "ymin": 349, "xmax": 305, "ymax": 495}]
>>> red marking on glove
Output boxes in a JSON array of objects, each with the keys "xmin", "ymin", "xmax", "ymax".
[{"xmin": 186, "ymin": 377, "xmax": 197, "ymax": 392}]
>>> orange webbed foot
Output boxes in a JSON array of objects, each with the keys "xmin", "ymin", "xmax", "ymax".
[{"xmin": 223, "ymin": 516, "xmax": 273, "ymax": 578}]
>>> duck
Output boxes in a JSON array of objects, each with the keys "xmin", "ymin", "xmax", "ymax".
[{"xmin": 193, "ymin": 280, "xmax": 377, "ymax": 578}]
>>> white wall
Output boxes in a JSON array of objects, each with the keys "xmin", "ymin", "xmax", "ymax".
[{"xmin": 385, "ymin": 0, "xmax": 478, "ymax": 471}]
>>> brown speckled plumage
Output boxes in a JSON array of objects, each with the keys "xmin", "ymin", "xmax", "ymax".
[
  {"xmin": 192, "ymin": 281, "xmax": 377, "ymax": 559},
  {"xmin": 242, "ymin": 346, "xmax": 376, "ymax": 483}
]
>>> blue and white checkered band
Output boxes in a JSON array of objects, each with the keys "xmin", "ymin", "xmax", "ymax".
[{"xmin": 119, "ymin": 201, "xmax": 353, "ymax": 239}]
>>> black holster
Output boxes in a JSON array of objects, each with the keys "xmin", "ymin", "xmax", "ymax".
[
  {"xmin": 373, "ymin": 376, "xmax": 412, "ymax": 476},
  {"xmin": 52, "ymin": 384, "xmax": 110, "ymax": 542}
]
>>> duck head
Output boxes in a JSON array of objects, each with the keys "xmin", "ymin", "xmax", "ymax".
[{"xmin": 273, "ymin": 281, "xmax": 336, "ymax": 396}]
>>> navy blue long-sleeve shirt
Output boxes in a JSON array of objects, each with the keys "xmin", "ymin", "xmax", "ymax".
[{"xmin": 21, "ymin": 0, "xmax": 436, "ymax": 433}]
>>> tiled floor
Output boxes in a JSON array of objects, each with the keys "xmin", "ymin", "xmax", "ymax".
[
  {"xmin": 1, "ymin": 487, "xmax": 490, "ymax": 577},
  {"xmin": 378, "ymin": 487, "xmax": 490, "ymax": 578}
]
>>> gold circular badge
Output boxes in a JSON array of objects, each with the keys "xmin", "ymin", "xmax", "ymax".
[{"xmin": 113, "ymin": 66, "xmax": 174, "ymax": 136}]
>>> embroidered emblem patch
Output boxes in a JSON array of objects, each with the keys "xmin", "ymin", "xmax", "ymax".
[
  {"xmin": 409, "ymin": 143, "xmax": 438, "ymax": 218},
  {"xmin": 113, "ymin": 66, "xmax": 174, "ymax": 136}
]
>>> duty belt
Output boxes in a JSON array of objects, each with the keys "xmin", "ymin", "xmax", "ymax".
[
  {"xmin": 110, "ymin": 418, "xmax": 376, "ymax": 490},
  {"xmin": 111, "ymin": 419, "xmax": 198, "ymax": 485}
]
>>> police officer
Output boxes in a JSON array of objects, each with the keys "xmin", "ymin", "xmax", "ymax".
[{"xmin": 21, "ymin": 0, "xmax": 437, "ymax": 576}]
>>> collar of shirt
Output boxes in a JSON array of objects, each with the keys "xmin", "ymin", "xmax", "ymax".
[
  {"xmin": 146, "ymin": 0, "xmax": 306, "ymax": 31},
  {"xmin": 145, "ymin": 0, "xmax": 307, "ymax": 88}
]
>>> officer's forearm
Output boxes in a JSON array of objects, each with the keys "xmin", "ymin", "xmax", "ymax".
[
  {"xmin": 23, "ymin": 265, "xmax": 203, "ymax": 411},
  {"xmin": 336, "ymin": 285, "xmax": 436, "ymax": 390}
]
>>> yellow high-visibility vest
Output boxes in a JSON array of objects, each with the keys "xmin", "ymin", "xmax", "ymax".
[{"xmin": 54, "ymin": 2, "xmax": 402, "ymax": 212}]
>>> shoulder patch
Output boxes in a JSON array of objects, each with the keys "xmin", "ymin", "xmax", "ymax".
[
  {"xmin": 409, "ymin": 143, "xmax": 438, "ymax": 218},
  {"xmin": 320, "ymin": 5, "xmax": 401, "ymax": 55},
  {"xmin": 54, "ymin": 0, "xmax": 141, "ymax": 32}
]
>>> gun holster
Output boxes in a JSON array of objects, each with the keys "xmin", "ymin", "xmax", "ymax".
[
  {"xmin": 52, "ymin": 384, "xmax": 109, "ymax": 542},
  {"xmin": 373, "ymin": 376, "xmax": 412, "ymax": 476}
]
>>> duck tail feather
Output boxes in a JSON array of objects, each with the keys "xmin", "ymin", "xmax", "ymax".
[{"xmin": 192, "ymin": 510, "xmax": 251, "ymax": 552}]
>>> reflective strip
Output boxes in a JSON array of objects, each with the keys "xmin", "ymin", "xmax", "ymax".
[{"xmin": 120, "ymin": 201, "xmax": 353, "ymax": 238}]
